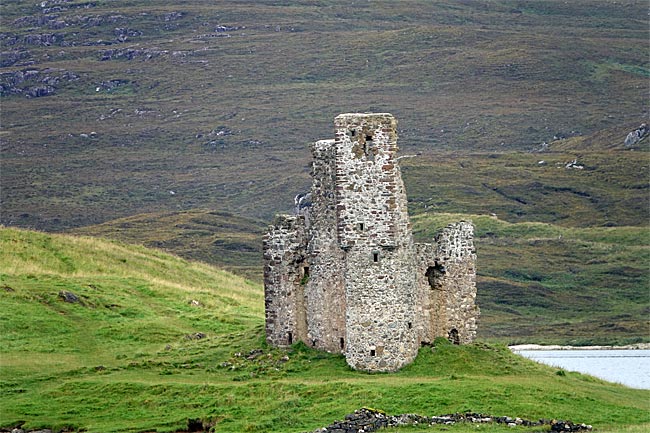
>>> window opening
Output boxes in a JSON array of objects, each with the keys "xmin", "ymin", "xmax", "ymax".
[
  {"xmin": 407, "ymin": 322, "xmax": 412, "ymax": 329},
  {"xmin": 358, "ymin": 222, "xmax": 364, "ymax": 231},
  {"xmin": 370, "ymin": 349, "xmax": 376, "ymax": 356},
  {"xmin": 340, "ymin": 338, "xmax": 345, "ymax": 350},
  {"xmin": 288, "ymin": 332, "xmax": 293, "ymax": 345},
  {"xmin": 351, "ymin": 129, "xmax": 356, "ymax": 137},
  {"xmin": 373, "ymin": 252, "xmax": 379, "ymax": 263},
  {"xmin": 300, "ymin": 266, "xmax": 310, "ymax": 285},
  {"xmin": 425, "ymin": 262, "xmax": 446, "ymax": 289},
  {"xmin": 448, "ymin": 328, "xmax": 460, "ymax": 345},
  {"xmin": 363, "ymin": 138, "xmax": 376, "ymax": 162}
]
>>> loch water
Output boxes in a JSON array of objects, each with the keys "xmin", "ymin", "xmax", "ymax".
[{"xmin": 513, "ymin": 349, "xmax": 650, "ymax": 389}]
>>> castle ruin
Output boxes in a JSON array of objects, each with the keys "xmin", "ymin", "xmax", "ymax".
[{"xmin": 263, "ymin": 113, "xmax": 479, "ymax": 372}]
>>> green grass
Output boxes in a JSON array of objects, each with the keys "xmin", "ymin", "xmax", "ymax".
[
  {"xmin": 1, "ymin": 1, "xmax": 649, "ymax": 427},
  {"xmin": 1, "ymin": 227, "xmax": 649, "ymax": 432},
  {"xmin": 70, "ymin": 209, "xmax": 266, "ymax": 281}
]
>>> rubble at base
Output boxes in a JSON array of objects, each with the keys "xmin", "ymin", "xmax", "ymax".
[{"xmin": 307, "ymin": 407, "xmax": 593, "ymax": 433}]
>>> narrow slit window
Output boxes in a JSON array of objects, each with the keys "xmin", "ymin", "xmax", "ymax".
[
  {"xmin": 340, "ymin": 338, "xmax": 345, "ymax": 350},
  {"xmin": 358, "ymin": 222, "xmax": 364, "ymax": 231},
  {"xmin": 288, "ymin": 332, "xmax": 293, "ymax": 345},
  {"xmin": 373, "ymin": 252, "xmax": 379, "ymax": 263},
  {"xmin": 407, "ymin": 322, "xmax": 412, "ymax": 329},
  {"xmin": 370, "ymin": 349, "xmax": 376, "ymax": 356}
]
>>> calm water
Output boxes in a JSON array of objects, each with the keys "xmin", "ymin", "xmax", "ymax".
[{"xmin": 513, "ymin": 349, "xmax": 650, "ymax": 389}]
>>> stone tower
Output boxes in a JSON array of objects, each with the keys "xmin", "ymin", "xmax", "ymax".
[
  {"xmin": 263, "ymin": 113, "xmax": 479, "ymax": 372},
  {"xmin": 334, "ymin": 113, "xmax": 418, "ymax": 371}
]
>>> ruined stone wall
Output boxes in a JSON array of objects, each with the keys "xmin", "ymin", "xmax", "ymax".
[
  {"xmin": 416, "ymin": 221, "xmax": 479, "ymax": 344},
  {"xmin": 334, "ymin": 113, "xmax": 418, "ymax": 372},
  {"xmin": 304, "ymin": 139, "xmax": 347, "ymax": 352},
  {"xmin": 263, "ymin": 113, "xmax": 479, "ymax": 371},
  {"xmin": 414, "ymin": 242, "xmax": 438, "ymax": 344},
  {"xmin": 263, "ymin": 215, "xmax": 308, "ymax": 347}
]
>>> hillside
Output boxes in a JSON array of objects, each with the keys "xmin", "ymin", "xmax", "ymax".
[
  {"xmin": 1, "ymin": 0, "xmax": 648, "ymax": 230},
  {"xmin": 70, "ymin": 209, "xmax": 266, "ymax": 281},
  {"xmin": 1, "ymin": 227, "xmax": 649, "ymax": 433},
  {"xmin": 69, "ymin": 207, "xmax": 649, "ymax": 346}
]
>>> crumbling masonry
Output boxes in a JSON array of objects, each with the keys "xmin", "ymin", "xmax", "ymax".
[{"xmin": 264, "ymin": 113, "xmax": 479, "ymax": 372}]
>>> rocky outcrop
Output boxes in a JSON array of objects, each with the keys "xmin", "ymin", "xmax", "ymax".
[
  {"xmin": 0, "ymin": 50, "xmax": 31, "ymax": 67},
  {"xmin": 0, "ymin": 68, "xmax": 79, "ymax": 97},
  {"xmin": 58, "ymin": 290, "xmax": 80, "ymax": 303},
  {"xmin": 99, "ymin": 48, "xmax": 166, "ymax": 61},
  {"xmin": 624, "ymin": 123, "xmax": 649, "ymax": 146}
]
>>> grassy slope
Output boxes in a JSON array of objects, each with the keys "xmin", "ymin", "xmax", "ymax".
[
  {"xmin": 70, "ymin": 209, "xmax": 266, "ymax": 281},
  {"xmin": 401, "ymin": 146, "xmax": 649, "ymax": 228},
  {"xmin": 1, "ymin": 0, "xmax": 648, "ymax": 230},
  {"xmin": 1, "ymin": 227, "xmax": 649, "ymax": 433}
]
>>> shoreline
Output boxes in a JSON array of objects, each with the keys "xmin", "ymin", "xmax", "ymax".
[{"xmin": 509, "ymin": 343, "xmax": 650, "ymax": 351}]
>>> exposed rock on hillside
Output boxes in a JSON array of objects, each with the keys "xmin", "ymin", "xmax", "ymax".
[
  {"xmin": 99, "ymin": 47, "xmax": 166, "ymax": 61},
  {"xmin": 13, "ymin": 13, "xmax": 126, "ymax": 29},
  {"xmin": 0, "ymin": 50, "xmax": 31, "ymax": 67},
  {"xmin": 0, "ymin": 67, "xmax": 79, "ymax": 97},
  {"xmin": 624, "ymin": 123, "xmax": 648, "ymax": 146}
]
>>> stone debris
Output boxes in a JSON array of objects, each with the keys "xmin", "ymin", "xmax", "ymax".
[
  {"xmin": 94, "ymin": 79, "xmax": 133, "ymax": 93},
  {"xmin": 58, "ymin": 290, "xmax": 80, "ymax": 303},
  {"xmin": 565, "ymin": 159, "xmax": 584, "ymax": 170},
  {"xmin": 551, "ymin": 421, "xmax": 593, "ymax": 432},
  {"xmin": 624, "ymin": 123, "xmax": 649, "ymax": 146},
  {"xmin": 306, "ymin": 408, "xmax": 592, "ymax": 433},
  {"xmin": 184, "ymin": 332, "xmax": 207, "ymax": 340}
]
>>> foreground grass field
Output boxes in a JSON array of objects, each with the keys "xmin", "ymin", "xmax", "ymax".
[{"xmin": 1, "ymin": 227, "xmax": 648, "ymax": 432}]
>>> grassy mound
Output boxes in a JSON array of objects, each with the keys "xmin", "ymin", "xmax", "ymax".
[{"xmin": 1, "ymin": 227, "xmax": 648, "ymax": 432}]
